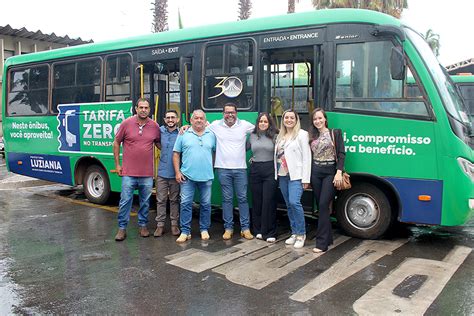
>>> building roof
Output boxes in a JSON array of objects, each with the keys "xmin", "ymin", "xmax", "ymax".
[
  {"xmin": 446, "ymin": 58, "xmax": 474, "ymax": 75},
  {"xmin": 0, "ymin": 24, "xmax": 93, "ymax": 46}
]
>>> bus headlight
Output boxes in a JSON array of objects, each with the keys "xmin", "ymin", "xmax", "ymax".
[{"xmin": 457, "ymin": 157, "xmax": 474, "ymax": 181}]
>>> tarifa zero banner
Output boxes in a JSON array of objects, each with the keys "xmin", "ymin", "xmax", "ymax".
[
  {"xmin": 57, "ymin": 102, "xmax": 132, "ymax": 154},
  {"xmin": 6, "ymin": 102, "xmax": 133, "ymax": 185}
]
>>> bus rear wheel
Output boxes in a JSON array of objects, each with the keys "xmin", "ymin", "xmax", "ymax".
[
  {"xmin": 335, "ymin": 183, "xmax": 393, "ymax": 239},
  {"xmin": 83, "ymin": 165, "xmax": 111, "ymax": 205}
]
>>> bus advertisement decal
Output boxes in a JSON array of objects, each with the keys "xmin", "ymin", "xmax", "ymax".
[
  {"xmin": 57, "ymin": 102, "xmax": 132, "ymax": 155},
  {"xmin": 7, "ymin": 152, "xmax": 72, "ymax": 185}
]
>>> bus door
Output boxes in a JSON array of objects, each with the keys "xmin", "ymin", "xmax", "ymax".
[{"xmin": 260, "ymin": 45, "xmax": 321, "ymax": 130}]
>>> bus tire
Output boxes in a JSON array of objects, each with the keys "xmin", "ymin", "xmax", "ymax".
[
  {"xmin": 83, "ymin": 165, "xmax": 111, "ymax": 205},
  {"xmin": 335, "ymin": 182, "xmax": 392, "ymax": 239}
]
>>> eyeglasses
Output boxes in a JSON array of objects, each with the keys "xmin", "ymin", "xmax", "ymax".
[
  {"xmin": 165, "ymin": 116, "xmax": 177, "ymax": 120},
  {"xmin": 138, "ymin": 125, "xmax": 144, "ymax": 135},
  {"xmin": 224, "ymin": 111, "xmax": 236, "ymax": 115}
]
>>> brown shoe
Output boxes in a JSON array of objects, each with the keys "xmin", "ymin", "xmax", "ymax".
[
  {"xmin": 176, "ymin": 233, "xmax": 191, "ymax": 243},
  {"xmin": 222, "ymin": 230, "xmax": 233, "ymax": 240},
  {"xmin": 115, "ymin": 229, "xmax": 126, "ymax": 241},
  {"xmin": 154, "ymin": 226, "xmax": 164, "ymax": 237},
  {"xmin": 139, "ymin": 226, "xmax": 150, "ymax": 238},
  {"xmin": 240, "ymin": 230, "xmax": 254, "ymax": 240},
  {"xmin": 171, "ymin": 225, "xmax": 181, "ymax": 236}
]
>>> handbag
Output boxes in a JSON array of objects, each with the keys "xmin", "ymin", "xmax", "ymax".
[{"xmin": 331, "ymin": 129, "xmax": 351, "ymax": 190}]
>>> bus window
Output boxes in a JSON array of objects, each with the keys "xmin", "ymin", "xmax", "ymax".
[
  {"xmin": 203, "ymin": 40, "xmax": 255, "ymax": 110},
  {"xmin": 7, "ymin": 65, "xmax": 49, "ymax": 116},
  {"xmin": 335, "ymin": 41, "xmax": 429, "ymax": 117},
  {"xmin": 229, "ymin": 41, "xmax": 253, "ymax": 73},
  {"xmin": 106, "ymin": 54, "xmax": 131, "ymax": 102},
  {"xmin": 270, "ymin": 62, "xmax": 313, "ymax": 113},
  {"xmin": 457, "ymin": 84, "xmax": 474, "ymax": 116},
  {"xmin": 405, "ymin": 68, "xmax": 424, "ymax": 98},
  {"xmin": 52, "ymin": 58, "xmax": 102, "ymax": 112},
  {"xmin": 205, "ymin": 45, "xmax": 224, "ymax": 76},
  {"xmin": 138, "ymin": 59, "xmax": 186, "ymax": 122}
]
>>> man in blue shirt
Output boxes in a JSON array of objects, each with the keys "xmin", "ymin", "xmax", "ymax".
[
  {"xmin": 154, "ymin": 110, "xmax": 180, "ymax": 237},
  {"xmin": 173, "ymin": 110, "xmax": 216, "ymax": 243}
]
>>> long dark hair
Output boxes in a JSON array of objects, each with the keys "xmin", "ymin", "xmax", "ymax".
[
  {"xmin": 309, "ymin": 107, "xmax": 329, "ymax": 143},
  {"xmin": 252, "ymin": 112, "xmax": 278, "ymax": 140}
]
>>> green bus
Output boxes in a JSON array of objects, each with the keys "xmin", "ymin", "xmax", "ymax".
[{"xmin": 2, "ymin": 9, "xmax": 473, "ymax": 239}]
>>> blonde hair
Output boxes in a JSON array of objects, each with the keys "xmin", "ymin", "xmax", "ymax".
[{"xmin": 276, "ymin": 110, "xmax": 301, "ymax": 142}]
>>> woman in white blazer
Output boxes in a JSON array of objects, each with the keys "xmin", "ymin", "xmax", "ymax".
[{"xmin": 274, "ymin": 110, "xmax": 311, "ymax": 249}]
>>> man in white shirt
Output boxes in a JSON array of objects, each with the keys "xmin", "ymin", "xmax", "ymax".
[{"xmin": 209, "ymin": 103, "xmax": 255, "ymax": 240}]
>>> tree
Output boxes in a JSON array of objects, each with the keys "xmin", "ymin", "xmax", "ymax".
[
  {"xmin": 288, "ymin": 0, "xmax": 300, "ymax": 13},
  {"xmin": 152, "ymin": 0, "xmax": 168, "ymax": 32},
  {"xmin": 238, "ymin": 0, "xmax": 252, "ymax": 20},
  {"xmin": 311, "ymin": 0, "xmax": 408, "ymax": 18},
  {"xmin": 423, "ymin": 29, "xmax": 440, "ymax": 57}
]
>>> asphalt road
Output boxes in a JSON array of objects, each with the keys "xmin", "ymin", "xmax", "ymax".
[{"xmin": 0, "ymin": 159, "xmax": 472, "ymax": 314}]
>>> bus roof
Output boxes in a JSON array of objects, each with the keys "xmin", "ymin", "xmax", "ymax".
[
  {"xmin": 4, "ymin": 9, "xmax": 400, "ymax": 68},
  {"xmin": 451, "ymin": 75, "xmax": 474, "ymax": 83}
]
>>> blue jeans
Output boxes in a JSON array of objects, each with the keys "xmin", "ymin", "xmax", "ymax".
[
  {"xmin": 180, "ymin": 179, "xmax": 212, "ymax": 235},
  {"xmin": 217, "ymin": 168, "xmax": 250, "ymax": 231},
  {"xmin": 118, "ymin": 176, "xmax": 153, "ymax": 229},
  {"xmin": 279, "ymin": 176, "xmax": 306, "ymax": 235}
]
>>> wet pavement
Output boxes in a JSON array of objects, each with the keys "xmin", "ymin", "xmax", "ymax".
[{"xmin": 0, "ymin": 156, "xmax": 473, "ymax": 314}]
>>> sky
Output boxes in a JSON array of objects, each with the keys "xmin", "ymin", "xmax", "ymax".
[{"xmin": 1, "ymin": 0, "xmax": 472, "ymax": 66}]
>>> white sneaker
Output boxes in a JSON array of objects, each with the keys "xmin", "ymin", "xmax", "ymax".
[
  {"xmin": 266, "ymin": 237, "xmax": 276, "ymax": 243},
  {"xmin": 256, "ymin": 234, "xmax": 263, "ymax": 240},
  {"xmin": 285, "ymin": 234, "xmax": 297, "ymax": 245},
  {"xmin": 293, "ymin": 235, "xmax": 306, "ymax": 249}
]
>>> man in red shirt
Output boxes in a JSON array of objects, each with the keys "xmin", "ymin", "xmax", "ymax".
[{"xmin": 113, "ymin": 98, "xmax": 161, "ymax": 241}]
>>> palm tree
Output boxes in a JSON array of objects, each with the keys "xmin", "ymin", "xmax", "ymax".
[
  {"xmin": 288, "ymin": 0, "xmax": 300, "ymax": 13},
  {"xmin": 311, "ymin": 0, "xmax": 407, "ymax": 18},
  {"xmin": 238, "ymin": 0, "xmax": 252, "ymax": 20},
  {"xmin": 152, "ymin": 0, "xmax": 168, "ymax": 32},
  {"xmin": 423, "ymin": 29, "xmax": 440, "ymax": 57}
]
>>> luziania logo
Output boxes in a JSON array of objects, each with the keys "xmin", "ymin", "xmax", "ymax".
[{"xmin": 209, "ymin": 76, "xmax": 243, "ymax": 99}]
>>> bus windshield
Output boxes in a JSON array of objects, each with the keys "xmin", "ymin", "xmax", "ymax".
[{"xmin": 405, "ymin": 28, "xmax": 471, "ymax": 126}]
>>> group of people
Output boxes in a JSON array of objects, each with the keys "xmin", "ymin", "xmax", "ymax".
[{"xmin": 112, "ymin": 98, "xmax": 345, "ymax": 253}]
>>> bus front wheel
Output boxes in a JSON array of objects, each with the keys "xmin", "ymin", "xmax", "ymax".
[
  {"xmin": 83, "ymin": 165, "xmax": 111, "ymax": 205},
  {"xmin": 335, "ymin": 183, "xmax": 393, "ymax": 239}
]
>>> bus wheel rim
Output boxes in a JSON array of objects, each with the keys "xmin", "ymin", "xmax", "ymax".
[
  {"xmin": 345, "ymin": 194, "xmax": 379, "ymax": 230},
  {"xmin": 87, "ymin": 171, "xmax": 104, "ymax": 198}
]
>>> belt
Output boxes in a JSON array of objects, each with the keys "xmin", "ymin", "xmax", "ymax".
[{"xmin": 313, "ymin": 160, "xmax": 336, "ymax": 166}]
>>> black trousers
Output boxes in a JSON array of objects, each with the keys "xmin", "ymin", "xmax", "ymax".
[
  {"xmin": 249, "ymin": 161, "xmax": 278, "ymax": 239},
  {"xmin": 311, "ymin": 163, "xmax": 337, "ymax": 251}
]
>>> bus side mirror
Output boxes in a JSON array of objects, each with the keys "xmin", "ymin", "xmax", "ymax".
[{"xmin": 390, "ymin": 47, "xmax": 405, "ymax": 80}]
